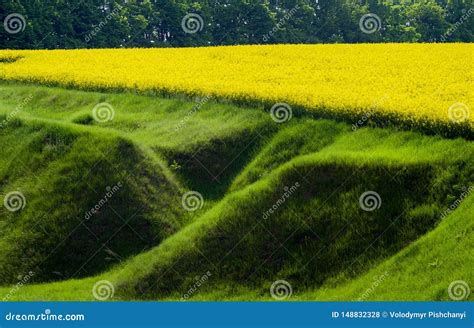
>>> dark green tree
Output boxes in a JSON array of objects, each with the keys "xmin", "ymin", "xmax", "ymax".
[{"xmin": 0, "ymin": 0, "xmax": 472, "ymax": 49}]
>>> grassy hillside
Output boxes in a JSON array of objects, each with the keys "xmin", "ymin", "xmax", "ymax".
[
  {"xmin": 306, "ymin": 192, "xmax": 474, "ymax": 301},
  {"xmin": 0, "ymin": 83, "xmax": 472, "ymax": 301},
  {"xmin": 0, "ymin": 120, "xmax": 187, "ymax": 284},
  {"xmin": 0, "ymin": 83, "xmax": 275, "ymax": 199},
  {"xmin": 187, "ymin": 192, "xmax": 474, "ymax": 301}
]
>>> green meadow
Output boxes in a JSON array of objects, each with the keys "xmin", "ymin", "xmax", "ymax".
[{"xmin": 0, "ymin": 83, "xmax": 472, "ymax": 301}]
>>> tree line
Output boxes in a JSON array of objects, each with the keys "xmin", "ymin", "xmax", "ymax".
[{"xmin": 1, "ymin": 0, "xmax": 473, "ymax": 49}]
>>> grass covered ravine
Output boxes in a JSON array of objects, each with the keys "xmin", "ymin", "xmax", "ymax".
[{"xmin": 0, "ymin": 83, "xmax": 472, "ymax": 301}]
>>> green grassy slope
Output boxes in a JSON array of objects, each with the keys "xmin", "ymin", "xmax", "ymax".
[
  {"xmin": 188, "ymin": 192, "xmax": 474, "ymax": 301},
  {"xmin": 0, "ymin": 120, "xmax": 186, "ymax": 284},
  {"xmin": 108, "ymin": 127, "xmax": 473, "ymax": 300},
  {"xmin": 0, "ymin": 83, "xmax": 472, "ymax": 301},
  {"xmin": 4, "ymin": 191, "xmax": 472, "ymax": 301},
  {"xmin": 0, "ymin": 82, "xmax": 276, "ymax": 199},
  {"xmin": 305, "ymin": 192, "xmax": 474, "ymax": 301}
]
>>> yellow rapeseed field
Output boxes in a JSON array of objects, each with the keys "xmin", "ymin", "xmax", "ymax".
[{"xmin": 0, "ymin": 44, "xmax": 472, "ymax": 135}]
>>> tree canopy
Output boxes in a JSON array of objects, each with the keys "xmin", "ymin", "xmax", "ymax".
[{"xmin": 1, "ymin": 0, "xmax": 473, "ymax": 49}]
